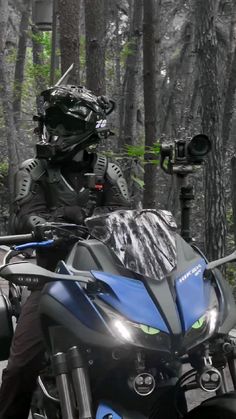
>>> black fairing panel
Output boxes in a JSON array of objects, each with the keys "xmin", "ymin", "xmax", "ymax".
[
  {"xmin": 145, "ymin": 235, "xmax": 205, "ymax": 337},
  {"xmin": 144, "ymin": 277, "xmax": 182, "ymax": 336},
  {"xmin": 174, "ymin": 235, "xmax": 202, "ymax": 276},
  {"xmin": 65, "ymin": 239, "xmax": 125, "ymax": 275},
  {"xmin": 0, "ymin": 293, "xmax": 13, "ymax": 361}
]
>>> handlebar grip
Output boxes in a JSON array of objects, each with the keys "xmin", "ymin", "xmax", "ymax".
[{"xmin": 0, "ymin": 233, "xmax": 33, "ymax": 245}]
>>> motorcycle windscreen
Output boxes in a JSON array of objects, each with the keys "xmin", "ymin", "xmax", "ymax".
[{"xmin": 85, "ymin": 209, "xmax": 177, "ymax": 281}]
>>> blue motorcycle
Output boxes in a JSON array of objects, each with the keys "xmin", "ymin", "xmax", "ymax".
[
  {"xmin": 0, "ymin": 209, "xmax": 236, "ymax": 419},
  {"xmin": 0, "ymin": 134, "xmax": 236, "ymax": 418}
]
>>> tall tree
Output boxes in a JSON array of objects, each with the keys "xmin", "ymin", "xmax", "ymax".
[
  {"xmin": 142, "ymin": 0, "xmax": 161, "ymax": 208},
  {"xmin": 162, "ymin": 22, "xmax": 193, "ymax": 136},
  {"xmin": 13, "ymin": 0, "xmax": 31, "ymax": 128},
  {"xmin": 195, "ymin": 0, "xmax": 226, "ymax": 260},
  {"xmin": 0, "ymin": 0, "xmax": 19, "ymax": 200},
  {"xmin": 85, "ymin": 0, "xmax": 106, "ymax": 95},
  {"xmin": 122, "ymin": 0, "xmax": 143, "ymax": 147},
  {"xmin": 221, "ymin": 0, "xmax": 236, "ymax": 154},
  {"xmin": 231, "ymin": 156, "xmax": 236, "ymax": 245},
  {"xmin": 109, "ymin": 1, "xmax": 122, "ymax": 140},
  {"xmin": 58, "ymin": 0, "xmax": 80, "ymax": 84}
]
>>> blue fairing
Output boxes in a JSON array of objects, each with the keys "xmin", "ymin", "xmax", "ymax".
[
  {"xmin": 42, "ymin": 279, "xmax": 111, "ymax": 334},
  {"xmin": 96, "ymin": 403, "xmax": 122, "ymax": 419},
  {"xmin": 91, "ymin": 271, "xmax": 169, "ymax": 333},
  {"xmin": 175, "ymin": 258, "xmax": 210, "ymax": 332}
]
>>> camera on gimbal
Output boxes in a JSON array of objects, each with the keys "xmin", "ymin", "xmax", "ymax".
[
  {"xmin": 160, "ymin": 134, "xmax": 211, "ymax": 176},
  {"xmin": 160, "ymin": 134, "xmax": 211, "ymax": 242}
]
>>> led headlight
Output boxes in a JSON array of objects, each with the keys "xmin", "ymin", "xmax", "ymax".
[
  {"xmin": 95, "ymin": 299, "xmax": 171, "ymax": 351},
  {"xmin": 184, "ymin": 305, "xmax": 219, "ymax": 351}
]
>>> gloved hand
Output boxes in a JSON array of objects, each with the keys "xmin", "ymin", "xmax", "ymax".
[{"xmin": 63, "ymin": 206, "xmax": 85, "ymax": 225}]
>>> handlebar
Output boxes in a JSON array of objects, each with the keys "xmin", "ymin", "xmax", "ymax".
[
  {"xmin": 0, "ymin": 233, "xmax": 33, "ymax": 245},
  {"xmin": 0, "ymin": 223, "xmax": 89, "ymax": 250}
]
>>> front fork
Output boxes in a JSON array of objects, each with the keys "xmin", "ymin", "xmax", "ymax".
[{"xmin": 52, "ymin": 346, "xmax": 93, "ymax": 419}]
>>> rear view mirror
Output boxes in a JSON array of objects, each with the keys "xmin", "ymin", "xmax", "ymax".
[
  {"xmin": 0, "ymin": 262, "xmax": 94, "ymax": 287},
  {"xmin": 206, "ymin": 251, "xmax": 236, "ymax": 270}
]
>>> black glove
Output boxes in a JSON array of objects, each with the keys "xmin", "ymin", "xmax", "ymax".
[{"xmin": 63, "ymin": 206, "xmax": 85, "ymax": 225}]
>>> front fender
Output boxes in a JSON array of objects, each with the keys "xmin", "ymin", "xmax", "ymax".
[{"xmin": 96, "ymin": 402, "xmax": 146, "ymax": 419}]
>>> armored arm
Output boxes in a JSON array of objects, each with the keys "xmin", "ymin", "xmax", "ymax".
[
  {"xmin": 10, "ymin": 159, "xmax": 85, "ymax": 234},
  {"xmin": 101, "ymin": 161, "xmax": 131, "ymax": 209},
  {"xmin": 10, "ymin": 159, "xmax": 50, "ymax": 233}
]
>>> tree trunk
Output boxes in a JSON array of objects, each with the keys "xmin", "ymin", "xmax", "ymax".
[
  {"xmin": 221, "ymin": 45, "xmax": 236, "ymax": 153},
  {"xmin": 85, "ymin": 0, "xmax": 106, "ymax": 95},
  {"xmin": 58, "ymin": 0, "xmax": 80, "ymax": 85},
  {"xmin": 231, "ymin": 156, "xmax": 236, "ymax": 246},
  {"xmin": 162, "ymin": 22, "xmax": 191, "ymax": 135},
  {"xmin": 195, "ymin": 0, "xmax": 226, "ymax": 260},
  {"xmin": 142, "ymin": 0, "xmax": 160, "ymax": 208},
  {"xmin": 122, "ymin": 0, "xmax": 143, "ymax": 147},
  {"xmin": 221, "ymin": 0, "xmax": 236, "ymax": 155},
  {"xmin": 13, "ymin": 0, "xmax": 31, "ymax": 128},
  {"xmin": 0, "ymin": 0, "xmax": 19, "ymax": 201},
  {"xmin": 113, "ymin": 2, "xmax": 122, "ymax": 142}
]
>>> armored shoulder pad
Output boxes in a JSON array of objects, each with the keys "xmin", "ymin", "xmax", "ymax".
[
  {"xmin": 15, "ymin": 158, "xmax": 45, "ymax": 203},
  {"xmin": 93, "ymin": 154, "xmax": 108, "ymax": 180},
  {"xmin": 106, "ymin": 161, "xmax": 130, "ymax": 201}
]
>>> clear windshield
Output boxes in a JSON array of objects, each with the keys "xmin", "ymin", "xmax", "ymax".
[{"xmin": 85, "ymin": 209, "xmax": 177, "ymax": 281}]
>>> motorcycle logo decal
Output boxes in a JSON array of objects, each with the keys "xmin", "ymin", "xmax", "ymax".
[
  {"xmin": 140, "ymin": 325, "xmax": 160, "ymax": 335},
  {"xmin": 178, "ymin": 263, "xmax": 202, "ymax": 284}
]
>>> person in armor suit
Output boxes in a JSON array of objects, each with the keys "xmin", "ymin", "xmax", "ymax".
[{"xmin": 0, "ymin": 85, "xmax": 130, "ymax": 419}]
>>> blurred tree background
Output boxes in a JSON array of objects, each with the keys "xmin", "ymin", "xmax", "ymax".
[{"xmin": 0, "ymin": 0, "xmax": 236, "ymax": 276}]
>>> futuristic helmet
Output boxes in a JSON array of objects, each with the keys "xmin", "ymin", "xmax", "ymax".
[{"xmin": 35, "ymin": 84, "xmax": 115, "ymax": 161}]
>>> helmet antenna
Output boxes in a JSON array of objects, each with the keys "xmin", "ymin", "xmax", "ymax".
[{"xmin": 54, "ymin": 63, "xmax": 74, "ymax": 87}]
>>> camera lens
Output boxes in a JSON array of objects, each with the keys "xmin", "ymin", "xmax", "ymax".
[{"xmin": 187, "ymin": 134, "xmax": 211, "ymax": 158}]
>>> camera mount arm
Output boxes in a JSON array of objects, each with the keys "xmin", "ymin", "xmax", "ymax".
[{"xmin": 160, "ymin": 134, "xmax": 211, "ymax": 243}]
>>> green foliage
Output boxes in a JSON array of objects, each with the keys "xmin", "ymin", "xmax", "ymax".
[
  {"xmin": 103, "ymin": 143, "xmax": 160, "ymax": 163},
  {"xmin": 26, "ymin": 30, "xmax": 57, "ymax": 89},
  {"xmin": 0, "ymin": 162, "xmax": 8, "ymax": 177},
  {"xmin": 6, "ymin": 48, "xmax": 17, "ymax": 65},
  {"xmin": 120, "ymin": 38, "xmax": 136, "ymax": 65},
  {"xmin": 31, "ymin": 31, "xmax": 52, "ymax": 57},
  {"xmin": 226, "ymin": 264, "xmax": 236, "ymax": 286},
  {"xmin": 225, "ymin": 208, "xmax": 236, "ymax": 286},
  {"xmin": 124, "ymin": 143, "xmax": 161, "ymax": 164},
  {"xmin": 172, "ymin": 47, "xmax": 181, "ymax": 60},
  {"xmin": 80, "ymin": 35, "xmax": 86, "ymax": 68},
  {"xmin": 131, "ymin": 175, "xmax": 145, "ymax": 188},
  {"xmin": 125, "ymin": 144, "xmax": 145, "ymax": 158},
  {"xmin": 102, "ymin": 142, "xmax": 160, "ymax": 190}
]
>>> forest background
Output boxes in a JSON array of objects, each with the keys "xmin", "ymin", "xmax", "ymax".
[{"xmin": 0, "ymin": 0, "xmax": 236, "ymax": 283}]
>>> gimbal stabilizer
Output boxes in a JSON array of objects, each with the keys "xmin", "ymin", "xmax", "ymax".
[{"xmin": 160, "ymin": 134, "xmax": 211, "ymax": 242}]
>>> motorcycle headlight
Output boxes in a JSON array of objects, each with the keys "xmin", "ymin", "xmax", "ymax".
[
  {"xmin": 183, "ymin": 305, "xmax": 219, "ymax": 351},
  {"xmin": 95, "ymin": 299, "xmax": 171, "ymax": 352}
]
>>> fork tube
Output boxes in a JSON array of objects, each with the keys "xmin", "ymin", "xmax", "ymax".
[
  {"xmin": 52, "ymin": 352, "xmax": 76, "ymax": 419},
  {"xmin": 228, "ymin": 357, "xmax": 236, "ymax": 389},
  {"xmin": 216, "ymin": 367, "xmax": 228, "ymax": 395},
  {"xmin": 67, "ymin": 346, "xmax": 93, "ymax": 419}
]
